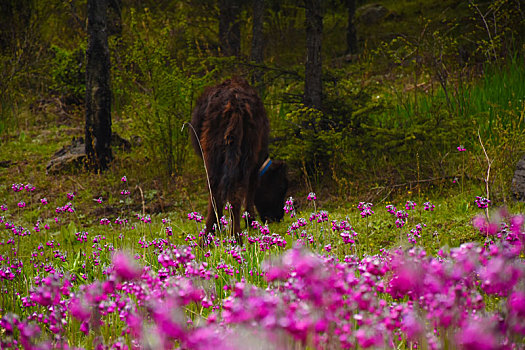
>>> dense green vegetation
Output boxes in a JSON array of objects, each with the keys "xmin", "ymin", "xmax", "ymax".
[{"xmin": 1, "ymin": 0, "xmax": 524, "ymax": 203}]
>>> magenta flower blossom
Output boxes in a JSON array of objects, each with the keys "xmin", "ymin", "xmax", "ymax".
[
  {"xmin": 307, "ymin": 192, "xmax": 316, "ymax": 201},
  {"xmin": 456, "ymin": 316, "xmax": 500, "ymax": 350},
  {"xmin": 259, "ymin": 224, "xmax": 270, "ymax": 235},
  {"xmin": 395, "ymin": 210, "xmax": 408, "ymax": 220},
  {"xmin": 188, "ymin": 212, "xmax": 203, "ymax": 223},
  {"xmin": 69, "ymin": 297, "xmax": 91, "ymax": 322},
  {"xmin": 114, "ymin": 217, "xmax": 127, "ymax": 225},
  {"xmin": 121, "ymin": 175, "xmax": 127, "ymax": 182},
  {"xmin": 358, "ymin": 202, "xmax": 374, "ymax": 218},
  {"xmin": 401, "ymin": 311, "xmax": 425, "ymax": 342},
  {"xmin": 395, "ymin": 218, "xmax": 405, "ymax": 228},
  {"xmin": 19, "ymin": 322, "xmax": 41, "ymax": 349},
  {"xmin": 75, "ymin": 231, "xmax": 89, "ymax": 242},
  {"xmin": 284, "ymin": 197, "xmax": 295, "ymax": 218},
  {"xmin": 405, "ymin": 200, "xmax": 416, "ymax": 210},
  {"xmin": 316, "ymin": 210, "xmax": 329, "ymax": 222},
  {"xmin": 472, "ymin": 215, "xmax": 499, "ymax": 235},
  {"xmin": 100, "ymin": 218, "xmax": 111, "ymax": 225},
  {"xmin": 355, "ymin": 327, "xmax": 384, "ymax": 348},
  {"xmin": 112, "ymin": 251, "xmax": 142, "ymax": 281},
  {"xmin": 17, "ymin": 201, "xmax": 26, "ymax": 208},
  {"xmin": 387, "ymin": 257, "xmax": 424, "ymax": 299},
  {"xmin": 457, "ymin": 145, "xmax": 466, "ymax": 151},
  {"xmin": 475, "ymin": 196, "xmax": 490, "ymax": 209},
  {"xmin": 55, "ymin": 202, "xmax": 74, "ymax": 213},
  {"xmin": 479, "ymin": 256, "xmax": 520, "ymax": 295},
  {"xmin": 125, "ymin": 311, "xmax": 143, "ymax": 339},
  {"xmin": 508, "ymin": 290, "xmax": 525, "ymax": 332},
  {"xmin": 510, "ymin": 215, "xmax": 524, "ymax": 235},
  {"xmin": 12, "ymin": 183, "xmax": 24, "ymax": 192},
  {"xmin": 136, "ymin": 214, "xmax": 151, "ymax": 223},
  {"xmin": 79, "ymin": 321, "xmax": 89, "ymax": 335},
  {"xmin": 386, "ymin": 204, "xmax": 396, "ymax": 214},
  {"xmin": 423, "ymin": 201, "xmax": 435, "ymax": 211}
]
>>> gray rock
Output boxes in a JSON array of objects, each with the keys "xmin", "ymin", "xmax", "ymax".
[
  {"xmin": 511, "ymin": 155, "xmax": 525, "ymax": 201},
  {"xmin": 46, "ymin": 133, "xmax": 131, "ymax": 175},
  {"xmin": 51, "ymin": 137, "xmax": 85, "ymax": 158},
  {"xmin": 357, "ymin": 3, "xmax": 389, "ymax": 25},
  {"xmin": 46, "ymin": 153, "xmax": 86, "ymax": 174},
  {"xmin": 46, "ymin": 137, "xmax": 86, "ymax": 174},
  {"xmin": 46, "ymin": 133, "xmax": 131, "ymax": 174}
]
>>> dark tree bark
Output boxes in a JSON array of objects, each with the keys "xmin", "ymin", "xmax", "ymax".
[
  {"xmin": 346, "ymin": 0, "xmax": 358, "ymax": 54},
  {"xmin": 85, "ymin": 0, "xmax": 112, "ymax": 171},
  {"xmin": 304, "ymin": 0, "xmax": 323, "ymax": 110},
  {"xmin": 107, "ymin": 0, "xmax": 122, "ymax": 36},
  {"xmin": 219, "ymin": 0, "xmax": 241, "ymax": 57},
  {"xmin": 251, "ymin": 0, "xmax": 265, "ymax": 88}
]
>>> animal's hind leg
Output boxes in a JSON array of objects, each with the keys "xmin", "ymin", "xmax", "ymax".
[
  {"xmin": 205, "ymin": 192, "xmax": 222, "ymax": 237},
  {"xmin": 230, "ymin": 199, "xmax": 243, "ymax": 245},
  {"xmin": 245, "ymin": 170, "xmax": 259, "ymax": 228}
]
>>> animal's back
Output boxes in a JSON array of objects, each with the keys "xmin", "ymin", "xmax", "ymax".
[{"xmin": 191, "ymin": 77, "xmax": 269, "ymax": 201}]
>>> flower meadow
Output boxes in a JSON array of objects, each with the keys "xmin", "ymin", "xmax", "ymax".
[{"xmin": 1, "ymin": 180, "xmax": 525, "ymax": 350}]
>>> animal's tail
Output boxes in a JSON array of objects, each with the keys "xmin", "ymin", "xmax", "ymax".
[{"xmin": 219, "ymin": 102, "xmax": 244, "ymax": 201}]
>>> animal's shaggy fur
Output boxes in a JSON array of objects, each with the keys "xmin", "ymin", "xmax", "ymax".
[{"xmin": 190, "ymin": 77, "xmax": 287, "ymax": 242}]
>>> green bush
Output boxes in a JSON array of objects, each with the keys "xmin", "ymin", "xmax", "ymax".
[
  {"xmin": 49, "ymin": 45, "xmax": 85, "ymax": 103},
  {"xmin": 114, "ymin": 8, "xmax": 212, "ymax": 177},
  {"xmin": 280, "ymin": 105, "xmax": 341, "ymax": 179},
  {"xmin": 272, "ymin": 80, "xmax": 379, "ymax": 182}
]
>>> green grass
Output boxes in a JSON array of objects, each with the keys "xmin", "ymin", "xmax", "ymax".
[
  {"xmin": 371, "ymin": 56, "xmax": 524, "ymax": 132},
  {"xmin": 471, "ymin": 56, "xmax": 525, "ymax": 137}
]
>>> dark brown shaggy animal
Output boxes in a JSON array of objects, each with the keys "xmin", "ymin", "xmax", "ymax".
[{"xmin": 190, "ymin": 77, "xmax": 287, "ymax": 242}]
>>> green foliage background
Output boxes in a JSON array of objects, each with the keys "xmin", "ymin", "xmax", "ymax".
[{"xmin": 0, "ymin": 0, "xmax": 524, "ymax": 201}]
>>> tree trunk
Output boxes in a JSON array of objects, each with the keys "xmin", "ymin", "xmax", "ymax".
[
  {"xmin": 304, "ymin": 0, "xmax": 323, "ymax": 110},
  {"xmin": 346, "ymin": 0, "xmax": 358, "ymax": 54},
  {"xmin": 251, "ymin": 0, "xmax": 265, "ymax": 89},
  {"xmin": 219, "ymin": 0, "xmax": 241, "ymax": 57},
  {"xmin": 85, "ymin": 0, "xmax": 112, "ymax": 171}
]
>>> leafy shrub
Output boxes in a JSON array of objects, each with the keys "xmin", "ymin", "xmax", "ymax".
[
  {"xmin": 467, "ymin": 0, "xmax": 525, "ymax": 63},
  {"xmin": 114, "ymin": 8, "xmax": 212, "ymax": 177},
  {"xmin": 280, "ymin": 105, "xmax": 341, "ymax": 180},
  {"xmin": 272, "ymin": 72, "xmax": 384, "ymax": 185},
  {"xmin": 49, "ymin": 45, "xmax": 85, "ymax": 103}
]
